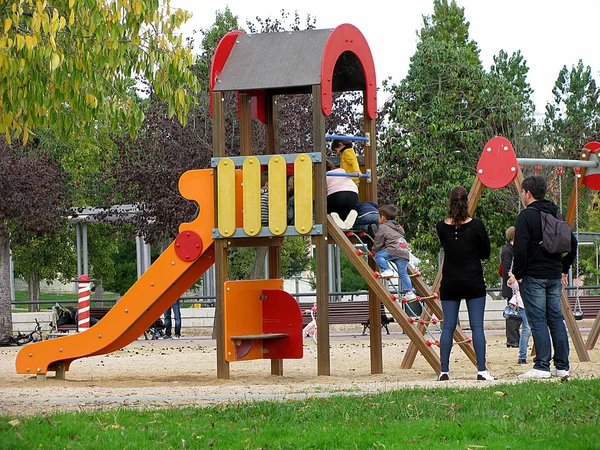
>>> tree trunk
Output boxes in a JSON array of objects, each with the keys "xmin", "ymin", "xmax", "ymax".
[
  {"xmin": 94, "ymin": 281, "xmax": 104, "ymax": 307},
  {"xmin": 27, "ymin": 271, "xmax": 40, "ymax": 312},
  {"xmin": 251, "ymin": 247, "xmax": 268, "ymax": 280},
  {"xmin": 0, "ymin": 228, "xmax": 13, "ymax": 337}
]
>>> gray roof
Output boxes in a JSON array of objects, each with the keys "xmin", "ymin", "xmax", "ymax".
[{"xmin": 213, "ymin": 29, "xmax": 365, "ymax": 95}]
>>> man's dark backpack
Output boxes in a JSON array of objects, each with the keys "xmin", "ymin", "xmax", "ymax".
[{"xmin": 539, "ymin": 211, "xmax": 572, "ymax": 254}]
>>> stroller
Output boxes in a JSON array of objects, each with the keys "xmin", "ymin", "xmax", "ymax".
[{"xmin": 144, "ymin": 318, "xmax": 166, "ymax": 340}]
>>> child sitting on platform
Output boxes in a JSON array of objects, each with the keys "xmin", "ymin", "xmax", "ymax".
[
  {"xmin": 353, "ymin": 201, "xmax": 380, "ymax": 235},
  {"xmin": 371, "ymin": 204, "xmax": 416, "ymax": 300}
]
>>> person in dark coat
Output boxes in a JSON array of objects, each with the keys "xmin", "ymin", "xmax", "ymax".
[{"xmin": 501, "ymin": 226, "xmax": 521, "ymax": 348}]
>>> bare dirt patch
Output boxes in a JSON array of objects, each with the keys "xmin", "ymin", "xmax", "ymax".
[{"xmin": 1, "ymin": 331, "xmax": 598, "ymax": 415}]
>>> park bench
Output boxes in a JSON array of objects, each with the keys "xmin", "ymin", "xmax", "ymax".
[
  {"xmin": 55, "ymin": 306, "xmax": 112, "ymax": 333},
  {"xmin": 567, "ymin": 295, "xmax": 600, "ymax": 319},
  {"xmin": 299, "ymin": 300, "xmax": 394, "ymax": 335}
]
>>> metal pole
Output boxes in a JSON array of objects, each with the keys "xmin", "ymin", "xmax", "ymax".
[
  {"xmin": 9, "ymin": 247, "xmax": 15, "ymax": 302},
  {"xmin": 328, "ymin": 245, "xmax": 335, "ymax": 298},
  {"xmin": 76, "ymin": 223, "xmax": 82, "ymax": 277},
  {"xmin": 335, "ymin": 245, "xmax": 342, "ymax": 294},
  {"xmin": 144, "ymin": 239, "xmax": 151, "ymax": 272},
  {"xmin": 135, "ymin": 235, "xmax": 142, "ymax": 279},
  {"xmin": 517, "ymin": 158, "xmax": 598, "ymax": 168},
  {"xmin": 82, "ymin": 222, "xmax": 89, "ymax": 275}
]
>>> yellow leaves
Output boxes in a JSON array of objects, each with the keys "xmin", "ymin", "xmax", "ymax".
[
  {"xmin": 36, "ymin": 0, "xmax": 44, "ymax": 14},
  {"xmin": 131, "ymin": 34, "xmax": 140, "ymax": 46},
  {"xmin": 69, "ymin": 9, "xmax": 74, "ymax": 25},
  {"xmin": 85, "ymin": 93, "xmax": 98, "ymax": 109},
  {"xmin": 59, "ymin": 16, "xmax": 66, "ymax": 30},
  {"xmin": 69, "ymin": 0, "xmax": 75, "ymax": 8},
  {"xmin": 50, "ymin": 52, "xmax": 60, "ymax": 71},
  {"xmin": 15, "ymin": 34, "xmax": 24, "ymax": 51},
  {"xmin": 134, "ymin": 1, "xmax": 142, "ymax": 16},
  {"xmin": 25, "ymin": 35, "xmax": 36, "ymax": 50},
  {"xmin": 4, "ymin": 18, "xmax": 12, "ymax": 34}
]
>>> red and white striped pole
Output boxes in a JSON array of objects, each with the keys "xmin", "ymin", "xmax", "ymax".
[{"xmin": 77, "ymin": 275, "xmax": 91, "ymax": 331}]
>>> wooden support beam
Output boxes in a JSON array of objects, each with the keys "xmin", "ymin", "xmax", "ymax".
[
  {"xmin": 313, "ymin": 85, "xmax": 330, "ymax": 376},
  {"xmin": 363, "ymin": 103, "xmax": 382, "ymax": 374},
  {"xmin": 212, "ymin": 91, "xmax": 230, "ymax": 380}
]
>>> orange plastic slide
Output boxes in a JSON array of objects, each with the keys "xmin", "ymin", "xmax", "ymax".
[{"xmin": 16, "ymin": 169, "xmax": 216, "ymax": 376}]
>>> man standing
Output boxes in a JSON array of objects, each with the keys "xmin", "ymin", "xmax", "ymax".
[{"xmin": 512, "ymin": 176, "xmax": 577, "ymax": 379}]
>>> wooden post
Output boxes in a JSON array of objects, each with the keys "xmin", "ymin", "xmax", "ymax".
[
  {"xmin": 313, "ymin": 85, "xmax": 330, "ymax": 376},
  {"xmin": 363, "ymin": 103, "xmax": 382, "ymax": 374},
  {"xmin": 212, "ymin": 91, "xmax": 230, "ymax": 379}
]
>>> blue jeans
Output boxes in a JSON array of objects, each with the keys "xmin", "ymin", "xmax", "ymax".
[
  {"xmin": 354, "ymin": 212, "xmax": 379, "ymax": 232},
  {"xmin": 164, "ymin": 299, "xmax": 182, "ymax": 337},
  {"xmin": 518, "ymin": 307, "xmax": 531, "ymax": 361},
  {"xmin": 520, "ymin": 276, "xmax": 569, "ymax": 372},
  {"xmin": 373, "ymin": 251, "xmax": 412, "ymax": 292},
  {"xmin": 440, "ymin": 297, "xmax": 487, "ymax": 372}
]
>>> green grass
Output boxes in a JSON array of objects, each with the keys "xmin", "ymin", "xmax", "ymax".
[
  {"xmin": 2, "ymin": 379, "xmax": 599, "ymax": 449},
  {"xmin": 12, "ymin": 291, "xmax": 119, "ymax": 312}
]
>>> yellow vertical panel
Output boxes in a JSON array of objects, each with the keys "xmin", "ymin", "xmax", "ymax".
[
  {"xmin": 243, "ymin": 157, "xmax": 262, "ymax": 236},
  {"xmin": 294, "ymin": 154, "xmax": 313, "ymax": 234},
  {"xmin": 268, "ymin": 156, "xmax": 287, "ymax": 235},
  {"xmin": 217, "ymin": 158, "xmax": 236, "ymax": 237}
]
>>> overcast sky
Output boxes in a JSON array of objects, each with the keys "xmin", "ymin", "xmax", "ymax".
[{"xmin": 170, "ymin": 0, "xmax": 600, "ymax": 116}]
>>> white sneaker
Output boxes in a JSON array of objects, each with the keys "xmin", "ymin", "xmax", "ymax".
[
  {"xmin": 380, "ymin": 269, "xmax": 395, "ymax": 278},
  {"xmin": 404, "ymin": 291, "xmax": 417, "ymax": 301},
  {"xmin": 330, "ymin": 213, "xmax": 345, "ymax": 228},
  {"xmin": 551, "ymin": 368, "xmax": 569, "ymax": 378},
  {"xmin": 477, "ymin": 370, "xmax": 496, "ymax": 381},
  {"xmin": 343, "ymin": 210, "xmax": 358, "ymax": 229},
  {"xmin": 518, "ymin": 368, "xmax": 551, "ymax": 379},
  {"xmin": 438, "ymin": 372, "xmax": 449, "ymax": 381}
]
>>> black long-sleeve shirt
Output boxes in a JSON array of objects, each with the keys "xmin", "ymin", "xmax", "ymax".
[
  {"xmin": 512, "ymin": 199, "xmax": 577, "ymax": 280},
  {"xmin": 436, "ymin": 218, "xmax": 491, "ymax": 300}
]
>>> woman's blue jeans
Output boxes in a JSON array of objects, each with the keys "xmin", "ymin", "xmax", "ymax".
[
  {"xmin": 520, "ymin": 276, "xmax": 570, "ymax": 372},
  {"xmin": 373, "ymin": 251, "xmax": 412, "ymax": 292},
  {"xmin": 440, "ymin": 296, "xmax": 487, "ymax": 372},
  {"xmin": 164, "ymin": 299, "xmax": 182, "ymax": 337},
  {"xmin": 518, "ymin": 307, "xmax": 531, "ymax": 361}
]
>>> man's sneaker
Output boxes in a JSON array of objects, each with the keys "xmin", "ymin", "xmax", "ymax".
[
  {"xmin": 380, "ymin": 269, "xmax": 396, "ymax": 278},
  {"xmin": 518, "ymin": 368, "xmax": 551, "ymax": 379},
  {"xmin": 551, "ymin": 368, "xmax": 569, "ymax": 378},
  {"xmin": 517, "ymin": 358, "xmax": 528, "ymax": 365},
  {"xmin": 161, "ymin": 335, "xmax": 172, "ymax": 340},
  {"xmin": 173, "ymin": 335, "xmax": 181, "ymax": 340},
  {"xmin": 477, "ymin": 370, "xmax": 496, "ymax": 381},
  {"xmin": 438, "ymin": 372, "xmax": 450, "ymax": 381},
  {"xmin": 404, "ymin": 291, "xmax": 417, "ymax": 301}
]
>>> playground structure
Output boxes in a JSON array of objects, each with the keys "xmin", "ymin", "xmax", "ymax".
[{"xmin": 16, "ymin": 24, "xmax": 461, "ymax": 380}]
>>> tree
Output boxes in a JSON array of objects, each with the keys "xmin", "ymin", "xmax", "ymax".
[
  {"xmin": 0, "ymin": 140, "xmax": 69, "ymax": 336},
  {"xmin": 379, "ymin": 0, "xmax": 537, "ymax": 284},
  {"xmin": 0, "ymin": 0, "xmax": 199, "ymax": 338},
  {"xmin": 0, "ymin": 0, "xmax": 199, "ymax": 144}
]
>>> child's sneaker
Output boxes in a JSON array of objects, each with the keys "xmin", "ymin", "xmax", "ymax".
[
  {"xmin": 330, "ymin": 212, "xmax": 345, "ymax": 228},
  {"xmin": 551, "ymin": 368, "xmax": 569, "ymax": 377},
  {"xmin": 518, "ymin": 368, "xmax": 551, "ymax": 379},
  {"xmin": 438, "ymin": 372, "xmax": 450, "ymax": 381},
  {"xmin": 380, "ymin": 269, "xmax": 395, "ymax": 278},
  {"xmin": 343, "ymin": 210, "xmax": 358, "ymax": 229},
  {"xmin": 404, "ymin": 291, "xmax": 417, "ymax": 301}
]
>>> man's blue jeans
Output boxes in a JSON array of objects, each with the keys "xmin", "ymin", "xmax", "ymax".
[
  {"xmin": 164, "ymin": 299, "xmax": 182, "ymax": 337},
  {"xmin": 518, "ymin": 307, "xmax": 531, "ymax": 361},
  {"xmin": 374, "ymin": 250, "xmax": 413, "ymax": 292},
  {"xmin": 520, "ymin": 276, "xmax": 569, "ymax": 372}
]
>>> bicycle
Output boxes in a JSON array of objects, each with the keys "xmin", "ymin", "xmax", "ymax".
[
  {"xmin": 302, "ymin": 303, "xmax": 318, "ymax": 344},
  {"xmin": 11, "ymin": 319, "xmax": 43, "ymax": 345}
]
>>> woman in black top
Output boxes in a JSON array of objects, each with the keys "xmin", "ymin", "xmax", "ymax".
[{"xmin": 435, "ymin": 186, "xmax": 494, "ymax": 381}]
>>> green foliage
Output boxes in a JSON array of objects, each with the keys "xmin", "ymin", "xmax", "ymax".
[
  {"xmin": 379, "ymin": 0, "xmax": 536, "ymax": 286},
  {"xmin": 0, "ymin": 0, "xmax": 200, "ymax": 144},
  {"xmin": 228, "ymin": 237, "xmax": 313, "ymax": 281},
  {"xmin": 2, "ymin": 379, "xmax": 599, "ymax": 448},
  {"xmin": 103, "ymin": 231, "xmax": 137, "ymax": 296}
]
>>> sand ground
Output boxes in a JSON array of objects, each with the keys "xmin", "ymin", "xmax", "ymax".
[{"xmin": 1, "ymin": 329, "xmax": 598, "ymax": 416}]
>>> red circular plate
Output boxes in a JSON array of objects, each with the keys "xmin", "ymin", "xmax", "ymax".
[
  {"xmin": 477, "ymin": 136, "xmax": 519, "ymax": 189},
  {"xmin": 583, "ymin": 141, "xmax": 600, "ymax": 191},
  {"xmin": 174, "ymin": 230, "xmax": 203, "ymax": 262}
]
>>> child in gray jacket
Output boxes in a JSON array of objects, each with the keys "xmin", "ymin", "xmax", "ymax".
[{"xmin": 371, "ymin": 204, "xmax": 416, "ymax": 299}]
